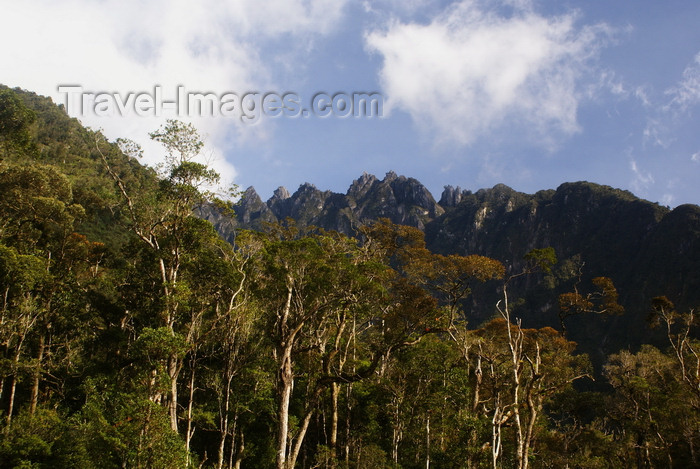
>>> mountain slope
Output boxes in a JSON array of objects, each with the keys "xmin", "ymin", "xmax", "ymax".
[
  {"xmin": 1, "ymin": 85, "xmax": 156, "ymax": 251},
  {"xmin": 217, "ymin": 172, "xmax": 698, "ymax": 360},
  {"xmin": 4, "ymin": 84, "xmax": 698, "ymax": 360}
]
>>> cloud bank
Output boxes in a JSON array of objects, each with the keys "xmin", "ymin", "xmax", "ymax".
[
  {"xmin": 0, "ymin": 0, "xmax": 349, "ymax": 186},
  {"xmin": 365, "ymin": 0, "xmax": 611, "ymax": 147},
  {"xmin": 665, "ymin": 52, "xmax": 700, "ymax": 113}
]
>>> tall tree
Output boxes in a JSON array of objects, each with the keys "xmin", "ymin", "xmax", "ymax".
[
  {"xmin": 97, "ymin": 120, "xmax": 226, "ymax": 433},
  {"xmin": 0, "ymin": 88, "xmax": 36, "ymax": 158},
  {"xmin": 254, "ymin": 227, "xmax": 386, "ymax": 469},
  {"xmin": 0, "ymin": 164, "xmax": 87, "ymax": 426}
]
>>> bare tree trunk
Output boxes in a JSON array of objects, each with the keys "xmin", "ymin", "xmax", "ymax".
[
  {"xmin": 473, "ymin": 352, "xmax": 482, "ymax": 413},
  {"xmin": 1, "ymin": 289, "xmax": 8, "ymax": 405},
  {"xmin": 521, "ymin": 344, "xmax": 542, "ymax": 469},
  {"xmin": 185, "ymin": 356, "xmax": 197, "ymax": 466},
  {"xmin": 218, "ymin": 375, "xmax": 234, "ymax": 469},
  {"xmin": 233, "ymin": 429, "xmax": 245, "ymax": 469},
  {"xmin": 288, "ymin": 393, "xmax": 321, "ymax": 469},
  {"xmin": 344, "ymin": 316, "xmax": 357, "ymax": 466},
  {"xmin": 425, "ymin": 412, "xmax": 431, "ymax": 469},
  {"xmin": 345, "ymin": 383, "xmax": 352, "ymax": 467},
  {"xmin": 498, "ymin": 285, "xmax": 526, "ymax": 469},
  {"xmin": 330, "ymin": 382, "xmax": 340, "ymax": 457},
  {"xmin": 276, "ymin": 341, "xmax": 294, "ymax": 469},
  {"xmin": 29, "ymin": 334, "xmax": 46, "ymax": 415},
  {"xmin": 522, "ymin": 399, "xmax": 537, "ymax": 469},
  {"xmin": 228, "ymin": 415, "xmax": 237, "ymax": 469},
  {"xmin": 5, "ymin": 303, "xmax": 37, "ymax": 427},
  {"xmin": 6, "ymin": 373, "xmax": 17, "ymax": 427},
  {"xmin": 168, "ymin": 354, "xmax": 181, "ymax": 432},
  {"xmin": 2, "ymin": 286, "xmax": 8, "ymax": 314},
  {"xmin": 276, "ymin": 283, "xmax": 295, "ymax": 469},
  {"xmin": 392, "ymin": 396, "xmax": 402, "ymax": 468},
  {"xmin": 6, "ymin": 346, "xmax": 23, "ymax": 426},
  {"xmin": 688, "ymin": 426, "xmax": 697, "ymax": 464},
  {"xmin": 217, "ymin": 421, "xmax": 228, "ymax": 469},
  {"xmin": 491, "ymin": 405, "xmax": 502, "ymax": 469}
]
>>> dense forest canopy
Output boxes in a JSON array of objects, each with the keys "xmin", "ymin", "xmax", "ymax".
[{"xmin": 0, "ymin": 85, "xmax": 699, "ymax": 468}]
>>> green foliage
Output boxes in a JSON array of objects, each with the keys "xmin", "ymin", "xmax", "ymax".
[
  {"xmin": 0, "ymin": 244, "xmax": 48, "ymax": 293},
  {"xmin": 76, "ymin": 378, "xmax": 189, "ymax": 469},
  {"xmin": 132, "ymin": 327, "xmax": 189, "ymax": 363},
  {"xmin": 0, "ymin": 88, "xmax": 36, "ymax": 156},
  {"xmin": 0, "ymin": 164, "xmax": 84, "ymax": 251},
  {"xmin": 604, "ymin": 345, "xmax": 700, "ymax": 467},
  {"xmin": 149, "ymin": 120, "xmax": 204, "ymax": 166},
  {"xmin": 0, "ymin": 408, "xmax": 95, "ymax": 469},
  {"xmin": 354, "ymin": 444, "xmax": 394, "ymax": 468},
  {"xmin": 524, "ymin": 247, "xmax": 557, "ymax": 274},
  {"xmin": 0, "ymin": 85, "xmax": 698, "ymax": 469}
]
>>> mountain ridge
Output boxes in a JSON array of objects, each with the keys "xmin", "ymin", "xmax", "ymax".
[
  {"xmin": 4, "ymin": 84, "xmax": 697, "ymax": 361},
  {"xmin": 200, "ymin": 172, "xmax": 698, "ymax": 361}
]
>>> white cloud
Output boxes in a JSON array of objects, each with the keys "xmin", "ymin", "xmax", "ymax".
[
  {"xmin": 692, "ymin": 152, "xmax": 700, "ymax": 163},
  {"xmin": 643, "ymin": 52, "xmax": 700, "ymax": 150},
  {"xmin": 665, "ymin": 52, "xmax": 700, "ymax": 113},
  {"xmin": 0, "ymin": 0, "xmax": 348, "ymax": 189},
  {"xmin": 660, "ymin": 193, "xmax": 675, "ymax": 207},
  {"xmin": 584, "ymin": 69, "xmax": 634, "ymax": 103},
  {"xmin": 634, "ymin": 86, "xmax": 652, "ymax": 107},
  {"xmin": 363, "ymin": 0, "xmax": 439, "ymax": 15},
  {"xmin": 365, "ymin": 0, "xmax": 612, "ymax": 147},
  {"xmin": 629, "ymin": 158, "xmax": 654, "ymax": 194},
  {"xmin": 642, "ymin": 118, "xmax": 674, "ymax": 149}
]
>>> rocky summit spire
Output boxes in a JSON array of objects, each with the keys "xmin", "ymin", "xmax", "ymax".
[
  {"xmin": 268, "ymin": 186, "xmax": 292, "ymax": 219},
  {"xmin": 441, "ymin": 185, "xmax": 468, "ymax": 207},
  {"xmin": 239, "ymin": 187, "xmax": 264, "ymax": 212},
  {"xmin": 383, "ymin": 170, "xmax": 398, "ymax": 182},
  {"xmin": 347, "ymin": 172, "xmax": 378, "ymax": 200},
  {"xmin": 271, "ymin": 186, "xmax": 290, "ymax": 201}
]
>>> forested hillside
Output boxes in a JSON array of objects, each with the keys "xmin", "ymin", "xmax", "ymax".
[
  {"xmin": 205, "ymin": 167, "xmax": 700, "ymax": 369},
  {"xmin": 1, "ymin": 85, "xmax": 699, "ymax": 468}
]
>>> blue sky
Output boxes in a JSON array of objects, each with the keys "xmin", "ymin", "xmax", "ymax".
[{"xmin": 2, "ymin": 0, "xmax": 699, "ymax": 207}]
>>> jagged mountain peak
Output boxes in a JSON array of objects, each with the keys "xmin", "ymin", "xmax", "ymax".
[
  {"xmin": 225, "ymin": 171, "xmax": 448, "ymax": 234},
  {"xmin": 295, "ymin": 182, "xmax": 318, "ymax": 194},
  {"xmin": 440, "ymin": 185, "xmax": 469, "ymax": 207},
  {"xmin": 271, "ymin": 186, "xmax": 290, "ymax": 200},
  {"xmin": 384, "ymin": 170, "xmax": 399, "ymax": 182},
  {"xmin": 241, "ymin": 185, "xmax": 260, "ymax": 199},
  {"xmin": 153, "ymin": 167, "xmax": 700, "ymax": 359},
  {"xmin": 346, "ymin": 171, "xmax": 444, "ymax": 229},
  {"xmin": 238, "ymin": 186, "xmax": 265, "ymax": 211},
  {"xmin": 347, "ymin": 172, "xmax": 378, "ymax": 199}
]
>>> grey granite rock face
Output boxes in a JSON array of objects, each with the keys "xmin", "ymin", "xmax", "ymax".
[
  {"xmin": 227, "ymin": 172, "xmax": 444, "ymax": 235},
  {"xmin": 203, "ymin": 175, "xmax": 700, "ymax": 366},
  {"xmin": 439, "ymin": 185, "xmax": 470, "ymax": 207}
]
